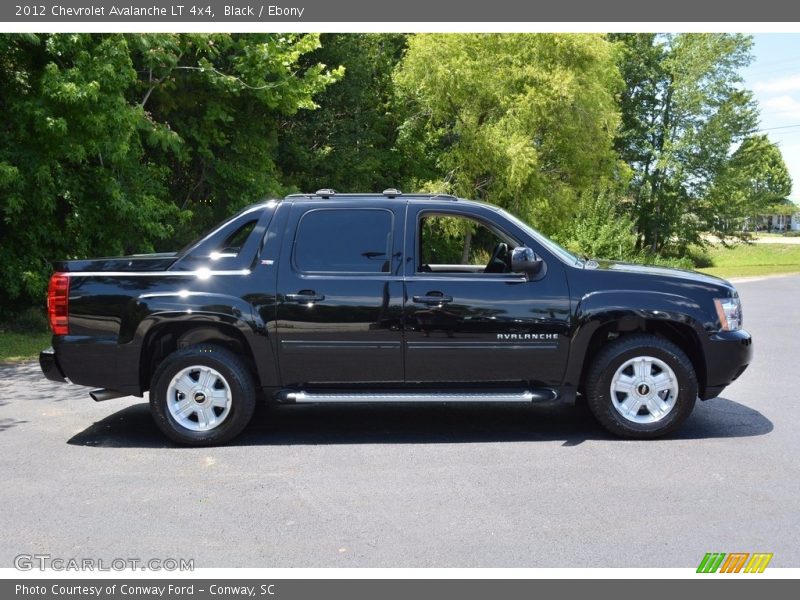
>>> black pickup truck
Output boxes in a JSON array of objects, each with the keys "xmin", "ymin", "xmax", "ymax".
[{"xmin": 40, "ymin": 190, "xmax": 752, "ymax": 445}]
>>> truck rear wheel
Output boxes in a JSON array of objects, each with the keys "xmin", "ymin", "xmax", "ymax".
[
  {"xmin": 585, "ymin": 334, "xmax": 697, "ymax": 438},
  {"xmin": 149, "ymin": 344, "xmax": 256, "ymax": 446}
]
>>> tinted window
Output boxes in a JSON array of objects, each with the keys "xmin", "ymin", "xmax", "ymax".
[
  {"xmin": 420, "ymin": 214, "xmax": 507, "ymax": 266},
  {"xmin": 215, "ymin": 219, "xmax": 257, "ymax": 257},
  {"xmin": 419, "ymin": 214, "xmax": 515, "ymax": 273},
  {"xmin": 294, "ymin": 209, "xmax": 393, "ymax": 273}
]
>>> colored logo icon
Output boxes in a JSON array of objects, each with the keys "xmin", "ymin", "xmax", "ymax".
[{"xmin": 697, "ymin": 553, "xmax": 773, "ymax": 573}]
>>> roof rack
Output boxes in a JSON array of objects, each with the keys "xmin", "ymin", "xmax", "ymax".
[
  {"xmin": 283, "ymin": 191, "xmax": 459, "ymax": 201},
  {"xmin": 284, "ymin": 188, "xmax": 337, "ymax": 200}
]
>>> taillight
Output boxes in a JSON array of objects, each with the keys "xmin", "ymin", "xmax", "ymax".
[{"xmin": 47, "ymin": 273, "xmax": 70, "ymax": 335}]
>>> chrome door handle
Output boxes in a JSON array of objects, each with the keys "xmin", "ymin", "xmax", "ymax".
[
  {"xmin": 286, "ymin": 291, "xmax": 325, "ymax": 303},
  {"xmin": 413, "ymin": 294, "xmax": 453, "ymax": 305}
]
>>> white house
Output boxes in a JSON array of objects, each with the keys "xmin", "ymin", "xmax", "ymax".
[{"xmin": 756, "ymin": 201, "xmax": 800, "ymax": 232}]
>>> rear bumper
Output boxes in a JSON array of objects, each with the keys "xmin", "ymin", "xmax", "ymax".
[
  {"xmin": 39, "ymin": 347, "xmax": 66, "ymax": 383},
  {"xmin": 48, "ymin": 336, "xmax": 142, "ymax": 395},
  {"xmin": 701, "ymin": 329, "xmax": 753, "ymax": 400}
]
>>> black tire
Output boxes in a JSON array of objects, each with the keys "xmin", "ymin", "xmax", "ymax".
[
  {"xmin": 584, "ymin": 334, "xmax": 697, "ymax": 438},
  {"xmin": 149, "ymin": 344, "xmax": 256, "ymax": 446}
]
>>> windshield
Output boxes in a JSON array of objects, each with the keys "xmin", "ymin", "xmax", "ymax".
[{"xmin": 500, "ymin": 209, "xmax": 582, "ymax": 266}]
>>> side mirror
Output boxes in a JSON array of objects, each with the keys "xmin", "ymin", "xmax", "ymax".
[{"xmin": 511, "ymin": 246, "xmax": 544, "ymax": 278}]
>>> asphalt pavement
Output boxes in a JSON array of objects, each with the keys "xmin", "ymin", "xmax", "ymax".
[{"xmin": 1, "ymin": 275, "xmax": 798, "ymax": 568}]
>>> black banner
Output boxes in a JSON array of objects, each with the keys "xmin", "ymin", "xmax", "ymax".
[
  {"xmin": 3, "ymin": 579, "xmax": 798, "ymax": 600},
  {"xmin": 3, "ymin": 0, "xmax": 800, "ymax": 23}
]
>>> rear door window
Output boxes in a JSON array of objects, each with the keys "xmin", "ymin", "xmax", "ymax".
[{"xmin": 294, "ymin": 209, "xmax": 393, "ymax": 273}]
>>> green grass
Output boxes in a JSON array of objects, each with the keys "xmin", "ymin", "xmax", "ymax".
[
  {"xmin": 0, "ymin": 330, "xmax": 52, "ymax": 363},
  {"xmin": 698, "ymin": 243, "xmax": 800, "ymax": 279}
]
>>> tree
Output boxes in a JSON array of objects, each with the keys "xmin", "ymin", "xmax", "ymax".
[
  {"xmin": 394, "ymin": 33, "xmax": 625, "ymax": 235},
  {"xmin": 276, "ymin": 34, "xmax": 411, "ymax": 193},
  {"xmin": 612, "ymin": 33, "xmax": 758, "ymax": 254},
  {"xmin": 0, "ymin": 34, "xmax": 177, "ymax": 310},
  {"xmin": 128, "ymin": 33, "xmax": 343, "ymax": 239},
  {"xmin": 0, "ymin": 33, "xmax": 340, "ymax": 313},
  {"xmin": 704, "ymin": 135, "xmax": 792, "ymax": 236}
]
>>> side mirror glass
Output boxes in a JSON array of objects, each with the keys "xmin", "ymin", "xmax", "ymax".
[{"xmin": 511, "ymin": 246, "xmax": 544, "ymax": 278}]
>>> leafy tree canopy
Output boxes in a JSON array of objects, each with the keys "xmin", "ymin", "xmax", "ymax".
[
  {"xmin": 394, "ymin": 33, "xmax": 626, "ymax": 234},
  {"xmin": 611, "ymin": 33, "xmax": 760, "ymax": 253},
  {"xmin": 0, "ymin": 33, "xmax": 340, "ymax": 310}
]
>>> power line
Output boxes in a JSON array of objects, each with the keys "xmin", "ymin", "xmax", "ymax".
[
  {"xmin": 750, "ymin": 61, "xmax": 800, "ymax": 70},
  {"xmin": 766, "ymin": 131, "xmax": 800, "ymax": 139},
  {"xmin": 747, "ymin": 54, "xmax": 800, "ymax": 71},
  {"xmin": 748, "ymin": 66, "xmax": 800, "ymax": 79},
  {"xmin": 756, "ymin": 123, "xmax": 800, "ymax": 132},
  {"xmin": 742, "ymin": 57, "xmax": 800, "ymax": 75}
]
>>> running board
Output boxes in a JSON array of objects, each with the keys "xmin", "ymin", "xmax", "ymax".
[{"xmin": 283, "ymin": 389, "xmax": 557, "ymax": 404}]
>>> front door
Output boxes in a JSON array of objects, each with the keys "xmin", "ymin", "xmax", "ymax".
[
  {"xmin": 275, "ymin": 201, "xmax": 405, "ymax": 386},
  {"xmin": 403, "ymin": 204, "xmax": 571, "ymax": 386}
]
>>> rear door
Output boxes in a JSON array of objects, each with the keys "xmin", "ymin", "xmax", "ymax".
[{"xmin": 275, "ymin": 200, "xmax": 405, "ymax": 385}]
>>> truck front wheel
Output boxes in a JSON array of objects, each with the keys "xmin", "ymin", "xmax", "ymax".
[
  {"xmin": 149, "ymin": 344, "xmax": 256, "ymax": 446},
  {"xmin": 585, "ymin": 334, "xmax": 698, "ymax": 438}
]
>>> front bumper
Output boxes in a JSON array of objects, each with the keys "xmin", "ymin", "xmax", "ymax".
[
  {"xmin": 700, "ymin": 329, "xmax": 753, "ymax": 400},
  {"xmin": 39, "ymin": 347, "xmax": 66, "ymax": 383}
]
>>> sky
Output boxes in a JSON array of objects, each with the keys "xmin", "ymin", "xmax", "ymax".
[{"xmin": 743, "ymin": 34, "xmax": 800, "ymax": 203}]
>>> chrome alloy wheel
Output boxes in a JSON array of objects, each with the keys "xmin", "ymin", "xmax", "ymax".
[
  {"xmin": 166, "ymin": 365, "xmax": 232, "ymax": 432},
  {"xmin": 609, "ymin": 356, "xmax": 679, "ymax": 424}
]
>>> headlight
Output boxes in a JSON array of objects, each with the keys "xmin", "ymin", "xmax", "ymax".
[{"xmin": 714, "ymin": 296, "xmax": 742, "ymax": 331}]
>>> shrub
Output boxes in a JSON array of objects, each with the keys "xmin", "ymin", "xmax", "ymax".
[
  {"xmin": 683, "ymin": 245, "xmax": 714, "ymax": 268},
  {"xmin": 0, "ymin": 307, "xmax": 48, "ymax": 333},
  {"xmin": 558, "ymin": 193, "xmax": 638, "ymax": 261},
  {"xmin": 637, "ymin": 253, "xmax": 695, "ymax": 270}
]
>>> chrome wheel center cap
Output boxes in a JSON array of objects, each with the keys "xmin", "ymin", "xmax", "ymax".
[
  {"xmin": 167, "ymin": 365, "xmax": 232, "ymax": 432},
  {"xmin": 610, "ymin": 355, "xmax": 679, "ymax": 425}
]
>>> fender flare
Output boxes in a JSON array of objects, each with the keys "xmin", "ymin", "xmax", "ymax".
[
  {"xmin": 122, "ymin": 291, "xmax": 278, "ymax": 390},
  {"xmin": 564, "ymin": 290, "xmax": 712, "ymax": 388}
]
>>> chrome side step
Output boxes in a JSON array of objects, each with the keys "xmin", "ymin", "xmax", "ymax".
[{"xmin": 284, "ymin": 390, "xmax": 557, "ymax": 404}]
